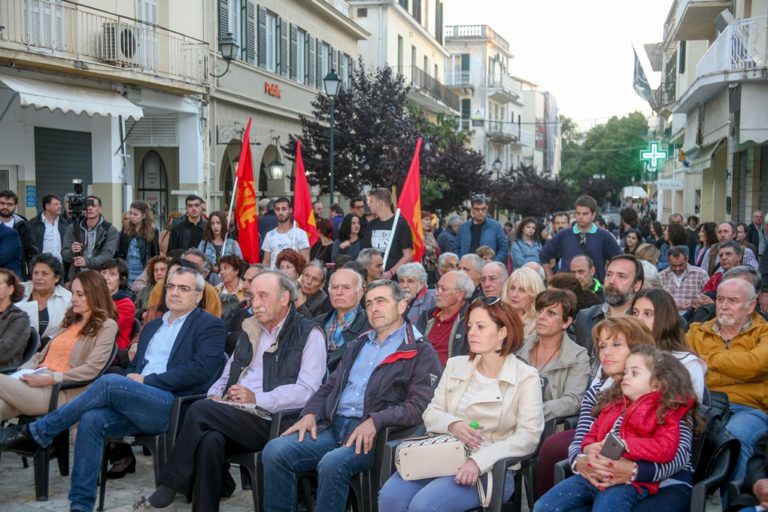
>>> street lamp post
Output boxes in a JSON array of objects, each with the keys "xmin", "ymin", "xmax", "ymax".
[{"xmin": 323, "ymin": 69, "xmax": 342, "ymax": 202}]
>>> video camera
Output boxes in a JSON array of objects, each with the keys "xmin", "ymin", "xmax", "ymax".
[{"xmin": 69, "ymin": 179, "xmax": 88, "ymax": 221}]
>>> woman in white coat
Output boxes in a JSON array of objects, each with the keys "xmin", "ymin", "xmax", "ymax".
[{"xmin": 378, "ymin": 297, "xmax": 545, "ymax": 512}]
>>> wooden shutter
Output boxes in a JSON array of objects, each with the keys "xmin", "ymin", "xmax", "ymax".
[
  {"xmin": 279, "ymin": 18, "xmax": 289, "ymax": 77},
  {"xmin": 245, "ymin": 0, "xmax": 255, "ymax": 64},
  {"xmin": 217, "ymin": 0, "xmax": 228, "ymax": 41},
  {"xmin": 289, "ymin": 24, "xmax": 297, "ymax": 81},
  {"xmin": 315, "ymin": 38, "xmax": 322, "ymax": 89},
  {"xmin": 308, "ymin": 35, "xmax": 315, "ymax": 86},
  {"xmin": 257, "ymin": 4, "xmax": 266, "ymax": 68}
]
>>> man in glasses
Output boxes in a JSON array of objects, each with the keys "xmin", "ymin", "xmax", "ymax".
[
  {"xmin": 136, "ymin": 269, "xmax": 326, "ymax": 511},
  {"xmin": 222, "ymin": 264, "xmax": 265, "ymax": 354},
  {"xmin": 0, "ymin": 267, "xmax": 226, "ymax": 512},
  {"xmin": 423, "ymin": 270, "xmax": 475, "ymax": 365},
  {"xmin": 539, "ymin": 195, "xmax": 620, "ymax": 282},
  {"xmin": 456, "ymin": 194, "xmax": 508, "ymax": 263}
]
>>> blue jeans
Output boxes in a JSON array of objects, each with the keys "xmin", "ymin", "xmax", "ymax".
[
  {"xmin": 28, "ymin": 374, "xmax": 175, "ymax": 512},
  {"xmin": 533, "ymin": 474, "xmax": 648, "ymax": 512},
  {"xmin": 378, "ymin": 470, "xmax": 515, "ymax": 512},
  {"xmin": 261, "ymin": 415, "xmax": 376, "ymax": 512},
  {"xmin": 726, "ymin": 403, "xmax": 768, "ymax": 481}
]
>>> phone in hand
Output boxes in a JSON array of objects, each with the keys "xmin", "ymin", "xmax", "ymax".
[{"xmin": 599, "ymin": 432, "xmax": 626, "ymax": 460}]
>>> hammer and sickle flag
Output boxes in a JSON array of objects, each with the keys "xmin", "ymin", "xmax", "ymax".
[{"xmin": 235, "ymin": 118, "xmax": 260, "ymax": 263}]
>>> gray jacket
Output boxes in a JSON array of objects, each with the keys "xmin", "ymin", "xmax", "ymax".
[
  {"xmin": 517, "ymin": 331, "xmax": 590, "ymax": 421},
  {"xmin": 0, "ymin": 304, "xmax": 32, "ymax": 368},
  {"xmin": 61, "ymin": 217, "xmax": 119, "ymax": 280}
]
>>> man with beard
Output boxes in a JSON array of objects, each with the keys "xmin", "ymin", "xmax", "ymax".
[
  {"xmin": 687, "ymin": 278, "xmax": 768, "ymax": 482},
  {"xmin": 262, "ymin": 197, "xmax": 311, "ymax": 269},
  {"xmin": 572, "ymin": 254, "xmax": 644, "ymax": 378},
  {"xmin": 0, "ymin": 190, "xmax": 38, "ymax": 278}
]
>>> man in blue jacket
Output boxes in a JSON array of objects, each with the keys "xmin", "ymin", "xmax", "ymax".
[
  {"xmin": 0, "ymin": 267, "xmax": 225, "ymax": 512},
  {"xmin": 261, "ymin": 280, "xmax": 442, "ymax": 512},
  {"xmin": 456, "ymin": 194, "xmax": 508, "ymax": 263},
  {"xmin": 0, "ymin": 222, "xmax": 22, "ymax": 278}
]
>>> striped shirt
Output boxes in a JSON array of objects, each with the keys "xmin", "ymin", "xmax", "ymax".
[{"xmin": 568, "ymin": 379, "xmax": 694, "ymax": 486}]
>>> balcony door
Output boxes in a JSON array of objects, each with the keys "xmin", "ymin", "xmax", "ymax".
[
  {"xmin": 137, "ymin": 0, "xmax": 159, "ymax": 70},
  {"xmin": 138, "ymin": 150, "xmax": 168, "ymax": 230},
  {"xmin": 27, "ymin": 0, "xmax": 64, "ymax": 51}
]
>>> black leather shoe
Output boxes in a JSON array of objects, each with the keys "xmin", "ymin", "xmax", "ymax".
[{"xmin": 0, "ymin": 425, "xmax": 41, "ymax": 455}]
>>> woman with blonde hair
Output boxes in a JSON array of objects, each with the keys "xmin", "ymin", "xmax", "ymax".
[
  {"xmin": 502, "ymin": 267, "xmax": 545, "ymax": 337},
  {"xmin": 0, "ymin": 270, "xmax": 117, "ymax": 420}
]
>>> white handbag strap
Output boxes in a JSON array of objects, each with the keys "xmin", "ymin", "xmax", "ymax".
[{"xmin": 476, "ymin": 474, "xmax": 493, "ymax": 508}]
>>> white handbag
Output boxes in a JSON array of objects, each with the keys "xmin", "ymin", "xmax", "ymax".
[{"xmin": 394, "ymin": 433, "xmax": 469, "ymax": 480}]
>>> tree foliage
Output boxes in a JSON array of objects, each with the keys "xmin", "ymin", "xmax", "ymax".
[
  {"xmin": 559, "ymin": 112, "xmax": 649, "ymax": 205},
  {"xmin": 492, "ymin": 165, "xmax": 573, "ymax": 217},
  {"xmin": 284, "ymin": 61, "xmax": 488, "ymax": 212}
]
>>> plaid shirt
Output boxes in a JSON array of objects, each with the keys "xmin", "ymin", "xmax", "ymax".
[{"xmin": 659, "ymin": 265, "xmax": 709, "ymax": 310}]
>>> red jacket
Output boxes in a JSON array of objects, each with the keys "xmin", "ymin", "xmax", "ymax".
[{"xmin": 582, "ymin": 391, "xmax": 693, "ymax": 494}]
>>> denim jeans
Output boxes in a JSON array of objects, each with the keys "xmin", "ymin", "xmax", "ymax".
[
  {"xmin": 533, "ymin": 474, "xmax": 649, "ymax": 512},
  {"xmin": 378, "ymin": 470, "xmax": 515, "ymax": 512},
  {"xmin": 726, "ymin": 403, "xmax": 768, "ymax": 481},
  {"xmin": 28, "ymin": 374, "xmax": 175, "ymax": 512},
  {"xmin": 261, "ymin": 415, "xmax": 376, "ymax": 512}
]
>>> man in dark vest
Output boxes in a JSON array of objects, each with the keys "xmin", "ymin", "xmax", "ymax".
[{"xmin": 135, "ymin": 269, "xmax": 327, "ymax": 511}]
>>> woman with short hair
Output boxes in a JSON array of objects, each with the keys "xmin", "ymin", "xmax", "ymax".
[
  {"xmin": 21, "ymin": 253, "xmax": 71, "ymax": 339},
  {"xmin": 502, "ymin": 267, "xmax": 545, "ymax": 337},
  {"xmin": 0, "ymin": 270, "xmax": 117, "ymax": 420}
]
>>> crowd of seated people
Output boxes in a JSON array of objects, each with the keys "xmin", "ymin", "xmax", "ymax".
[{"xmin": 0, "ymin": 190, "xmax": 765, "ymax": 512}]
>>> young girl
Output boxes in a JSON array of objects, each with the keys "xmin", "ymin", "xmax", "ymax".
[{"xmin": 573, "ymin": 345, "xmax": 699, "ymax": 510}]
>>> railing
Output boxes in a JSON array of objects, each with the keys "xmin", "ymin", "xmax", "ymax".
[
  {"xmin": 0, "ymin": 0, "xmax": 208, "ymax": 87},
  {"xmin": 488, "ymin": 72, "xmax": 521, "ymax": 99},
  {"xmin": 696, "ymin": 16, "xmax": 768, "ymax": 76},
  {"xmin": 400, "ymin": 65, "xmax": 460, "ymax": 111},
  {"xmin": 487, "ymin": 120, "xmax": 520, "ymax": 141},
  {"xmin": 323, "ymin": 0, "xmax": 351, "ymax": 17},
  {"xmin": 444, "ymin": 70, "xmax": 471, "ymax": 87},
  {"xmin": 444, "ymin": 25, "xmax": 510, "ymax": 52},
  {"xmin": 654, "ymin": 81, "xmax": 677, "ymax": 107}
]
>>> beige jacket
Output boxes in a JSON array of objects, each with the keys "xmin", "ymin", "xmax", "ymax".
[
  {"xmin": 517, "ymin": 332, "xmax": 590, "ymax": 421},
  {"xmin": 23, "ymin": 318, "xmax": 117, "ymax": 383},
  {"xmin": 422, "ymin": 354, "xmax": 544, "ymax": 473}
]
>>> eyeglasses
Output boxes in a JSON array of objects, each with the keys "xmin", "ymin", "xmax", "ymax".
[
  {"xmin": 579, "ymin": 233, "xmax": 587, "ymax": 248},
  {"xmin": 165, "ymin": 283, "xmax": 197, "ymax": 293},
  {"xmin": 436, "ymin": 286, "xmax": 460, "ymax": 294}
]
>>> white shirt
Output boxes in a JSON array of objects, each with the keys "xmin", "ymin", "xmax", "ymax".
[
  {"xmin": 141, "ymin": 309, "xmax": 193, "ymax": 377},
  {"xmin": 42, "ymin": 215, "xmax": 62, "ymax": 260},
  {"xmin": 262, "ymin": 227, "xmax": 310, "ymax": 268}
]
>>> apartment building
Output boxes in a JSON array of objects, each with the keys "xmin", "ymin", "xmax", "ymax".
[
  {"xmin": 0, "ymin": 0, "xmax": 367, "ymax": 223},
  {"xmin": 349, "ymin": 0, "xmax": 459, "ymax": 118},
  {"xmin": 654, "ymin": 0, "xmax": 768, "ymax": 222},
  {"xmin": 520, "ymin": 81, "xmax": 560, "ymax": 176}
]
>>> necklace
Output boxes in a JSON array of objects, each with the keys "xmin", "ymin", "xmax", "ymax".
[{"xmin": 533, "ymin": 342, "xmax": 560, "ymax": 370}]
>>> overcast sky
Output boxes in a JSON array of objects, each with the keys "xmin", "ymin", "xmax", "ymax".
[{"xmin": 443, "ymin": 0, "xmax": 673, "ymax": 130}]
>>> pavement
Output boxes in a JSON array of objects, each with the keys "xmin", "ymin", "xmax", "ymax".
[{"xmin": 0, "ymin": 438, "xmax": 724, "ymax": 512}]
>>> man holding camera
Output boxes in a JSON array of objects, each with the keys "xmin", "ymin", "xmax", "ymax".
[{"xmin": 61, "ymin": 195, "xmax": 119, "ymax": 282}]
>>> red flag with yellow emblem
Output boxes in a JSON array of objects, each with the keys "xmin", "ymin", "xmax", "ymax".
[
  {"xmin": 235, "ymin": 118, "xmax": 260, "ymax": 263},
  {"xmin": 293, "ymin": 139, "xmax": 319, "ymax": 245},
  {"xmin": 397, "ymin": 138, "xmax": 424, "ymax": 261}
]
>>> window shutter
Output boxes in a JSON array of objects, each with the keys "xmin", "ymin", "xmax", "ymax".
[
  {"xmin": 315, "ymin": 38, "xmax": 322, "ymax": 89},
  {"xmin": 218, "ymin": 0, "xmax": 228, "ymax": 41},
  {"xmin": 289, "ymin": 24, "xmax": 297, "ymax": 81},
  {"xmin": 279, "ymin": 18, "xmax": 289, "ymax": 77},
  {"xmin": 245, "ymin": 0, "xmax": 255, "ymax": 64},
  {"xmin": 308, "ymin": 35, "xmax": 315, "ymax": 86},
  {"xmin": 257, "ymin": 4, "xmax": 267, "ymax": 68},
  {"xmin": 331, "ymin": 47, "xmax": 337, "ymax": 73}
]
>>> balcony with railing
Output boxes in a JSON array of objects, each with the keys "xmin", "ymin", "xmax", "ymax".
[
  {"xmin": 676, "ymin": 16, "xmax": 768, "ymax": 111},
  {"xmin": 444, "ymin": 25, "xmax": 510, "ymax": 52},
  {"xmin": 0, "ymin": 0, "xmax": 209, "ymax": 90},
  {"xmin": 444, "ymin": 70, "xmax": 472, "ymax": 89},
  {"xmin": 488, "ymin": 71, "xmax": 521, "ymax": 104},
  {"xmin": 486, "ymin": 120, "xmax": 519, "ymax": 145},
  {"xmin": 400, "ymin": 65, "xmax": 460, "ymax": 113},
  {"xmin": 654, "ymin": 81, "xmax": 677, "ymax": 108},
  {"xmin": 673, "ymin": 0, "xmax": 731, "ymax": 41}
]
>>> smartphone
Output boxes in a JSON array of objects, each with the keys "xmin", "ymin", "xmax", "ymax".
[{"xmin": 600, "ymin": 432, "xmax": 626, "ymax": 460}]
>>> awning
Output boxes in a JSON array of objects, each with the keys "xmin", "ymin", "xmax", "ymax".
[
  {"xmin": 687, "ymin": 139, "xmax": 724, "ymax": 173},
  {"xmin": 622, "ymin": 186, "xmax": 648, "ymax": 199},
  {"xmin": 741, "ymin": 83, "xmax": 768, "ymax": 145},
  {"xmin": 0, "ymin": 73, "xmax": 143, "ymax": 120}
]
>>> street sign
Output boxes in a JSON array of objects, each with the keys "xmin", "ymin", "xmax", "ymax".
[
  {"xmin": 25, "ymin": 185, "xmax": 36, "ymax": 208},
  {"xmin": 656, "ymin": 180, "xmax": 683, "ymax": 190}
]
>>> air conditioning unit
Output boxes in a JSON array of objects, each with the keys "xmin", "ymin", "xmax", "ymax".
[{"xmin": 101, "ymin": 22, "xmax": 138, "ymax": 66}]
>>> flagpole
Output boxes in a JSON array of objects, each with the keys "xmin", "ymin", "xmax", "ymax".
[
  {"xmin": 223, "ymin": 176, "xmax": 239, "ymax": 251},
  {"xmin": 382, "ymin": 208, "xmax": 401, "ymax": 271}
]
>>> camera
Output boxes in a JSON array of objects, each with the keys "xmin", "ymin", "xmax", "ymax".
[{"xmin": 70, "ymin": 179, "xmax": 87, "ymax": 220}]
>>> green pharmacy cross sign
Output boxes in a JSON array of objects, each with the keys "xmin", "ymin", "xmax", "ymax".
[{"xmin": 640, "ymin": 141, "xmax": 667, "ymax": 173}]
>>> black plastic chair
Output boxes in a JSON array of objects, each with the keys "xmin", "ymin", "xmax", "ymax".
[
  {"xmin": 12, "ymin": 342, "xmax": 118, "ymax": 501},
  {"xmin": 0, "ymin": 328, "xmax": 41, "ymax": 374}
]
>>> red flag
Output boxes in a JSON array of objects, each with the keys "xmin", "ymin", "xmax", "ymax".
[
  {"xmin": 235, "ymin": 118, "xmax": 260, "ymax": 263},
  {"xmin": 293, "ymin": 139, "xmax": 319, "ymax": 245},
  {"xmin": 397, "ymin": 138, "xmax": 424, "ymax": 262}
]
